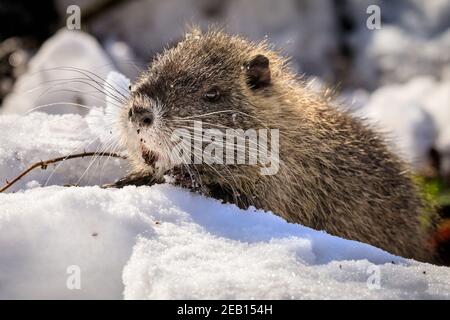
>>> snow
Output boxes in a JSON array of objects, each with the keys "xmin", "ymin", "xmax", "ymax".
[
  {"xmin": 421, "ymin": 80, "xmax": 450, "ymax": 179},
  {"xmin": 1, "ymin": 110, "xmax": 450, "ymax": 299},
  {"xmin": 341, "ymin": 76, "xmax": 450, "ymax": 175},
  {"xmin": 1, "ymin": 29, "xmax": 115, "ymax": 115},
  {"xmin": 355, "ymin": 77, "xmax": 437, "ymax": 171},
  {"xmin": 86, "ymin": 71, "xmax": 130, "ymax": 146},
  {"xmin": 347, "ymin": 0, "xmax": 450, "ymax": 88},
  {"xmin": 0, "ymin": 186, "xmax": 149, "ymax": 299},
  {"xmin": 0, "ymin": 71, "xmax": 130, "ymax": 192},
  {"xmin": 0, "ymin": 112, "xmax": 127, "ymax": 191}
]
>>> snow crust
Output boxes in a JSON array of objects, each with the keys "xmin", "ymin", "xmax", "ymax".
[{"xmin": 0, "ymin": 112, "xmax": 450, "ymax": 300}]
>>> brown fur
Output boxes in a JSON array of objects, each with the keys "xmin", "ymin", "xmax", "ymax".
[{"xmin": 117, "ymin": 28, "xmax": 434, "ymax": 262}]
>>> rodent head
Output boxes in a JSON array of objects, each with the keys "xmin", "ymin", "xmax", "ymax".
[{"xmin": 119, "ymin": 29, "xmax": 286, "ymax": 176}]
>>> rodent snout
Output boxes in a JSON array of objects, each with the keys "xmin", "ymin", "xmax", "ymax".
[{"xmin": 128, "ymin": 106, "xmax": 154, "ymax": 127}]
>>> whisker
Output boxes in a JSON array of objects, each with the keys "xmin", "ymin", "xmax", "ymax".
[
  {"xmin": 37, "ymin": 66, "xmax": 129, "ymax": 101},
  {"xmin": 26, "ymin": 102, "xmax": 94, "ymax": 114}
]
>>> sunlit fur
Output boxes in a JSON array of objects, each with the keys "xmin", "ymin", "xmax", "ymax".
[{"xmin": 119, "ymin": 28, "xmax": 436, "ymax": 262}]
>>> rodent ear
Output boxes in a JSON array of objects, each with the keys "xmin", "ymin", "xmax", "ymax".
[{"xmin": 245, "ymin": 54, "xmax": 271, "ymax": 90}]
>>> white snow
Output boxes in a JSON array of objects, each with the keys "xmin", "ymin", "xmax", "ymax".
[
  {"xmin": 342, "ymin": 76, "xmax": 450, "ymax": 175},
  {"xmin": 86, "ymin": 71, "xmax": 130, "ymax": 146},
  {"xmin": 1, "ymin": 110, "xmax": 450, "ymax": 299},
  {"xmin": 421, "ymin": 80, "xmax": 450, "ymax": 178},
  {"xmin": 355, "ymin": 77, "xmax": 437, "ymax": 171},
  {"xmin": 348, "ymin": 0, "xmax": 450, "ymax": 88},
  {"xmin": 1, "ymin": 29, "xmax": 115, "ymax": 115},
  {"xmin": 0, "ymin": 71, "xmax": 130, "ymax": 192},
  {"xmin": 0, "ymin": 112, "xmax": 127, "ymax": 192}
]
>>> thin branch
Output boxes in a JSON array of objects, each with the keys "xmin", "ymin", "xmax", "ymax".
[{"xmin": 0, "ymin": 152, "xmax": 127, "ymax": 193}]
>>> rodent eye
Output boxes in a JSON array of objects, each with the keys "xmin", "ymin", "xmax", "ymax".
[{"xmin": 204, "ymin": 86, "xmax": 220, "ymax": 102}]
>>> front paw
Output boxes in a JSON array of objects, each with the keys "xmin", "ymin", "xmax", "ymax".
[{"xmin": 102, "ymin": 173, "xmax": 163, "ymax": 189}]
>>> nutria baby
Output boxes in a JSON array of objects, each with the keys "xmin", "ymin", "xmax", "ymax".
[{"xmin": 114, "ymin": 28, "xmax": 435, "ymax": 262}]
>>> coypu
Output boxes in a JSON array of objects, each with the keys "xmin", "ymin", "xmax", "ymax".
[{"xmin": 113, "ymin": 28, "xmax": 436, "ymax": 263}]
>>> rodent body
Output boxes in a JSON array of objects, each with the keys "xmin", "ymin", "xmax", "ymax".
[{"xmin": 118, "ymin": 28, "xmax": 435, "ymax": 262}]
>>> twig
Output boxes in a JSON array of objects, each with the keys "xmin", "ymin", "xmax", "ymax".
[{"xmin": 0, "ymin": 152, "xmax": 126, "ymax": 193}]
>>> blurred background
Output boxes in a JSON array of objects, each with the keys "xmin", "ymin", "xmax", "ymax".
[{"xmin": 0, "ymin": 0, "xmax": 449, "ymax": 240}]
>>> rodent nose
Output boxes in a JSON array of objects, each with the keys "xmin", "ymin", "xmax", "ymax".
[{"xmin": 129, "ymin": 107, "xmax": 154, "ymax": 126}]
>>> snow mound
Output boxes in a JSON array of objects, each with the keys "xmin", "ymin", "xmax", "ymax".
[
  {"xmin": 1, "ymin": 184, "xmax": 450, "ymax": 299},
  {"xmin": 1, "ymin": 112, "xmax": 450, "ymax": 299},
  {"xmin": 0, "ymin": 112, "xmax": 127, "ymax": 192},
  {"xmin": 122, "ymin": 184, "xmax": 449, "ymax": 300},
  {"xmin": 1, "ymin": 29, "xmax": 114, "ymax": 115}
]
